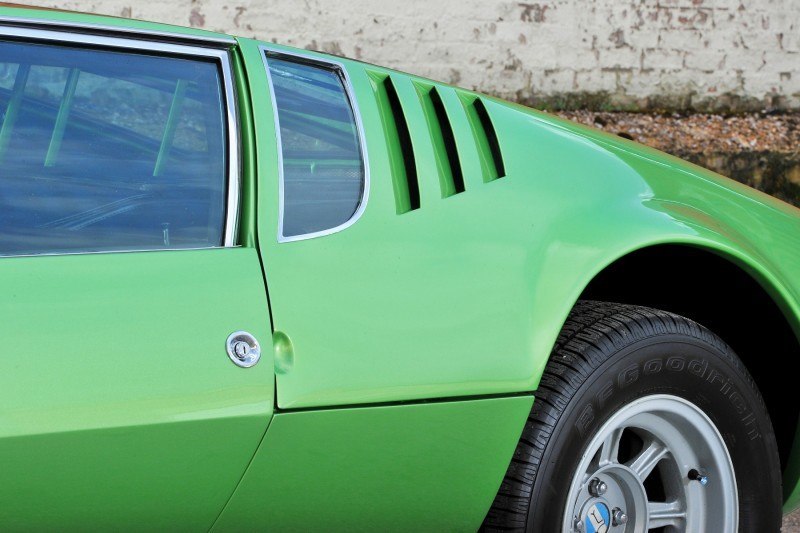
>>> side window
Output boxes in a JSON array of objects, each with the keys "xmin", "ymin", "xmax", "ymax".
[
  {"xmin": 265, "ymin": 54, "xmax": 366, "ymax": 239},
  {"xmin": 0, "ymin": 39, "xmax": 229, "ymax": 256}
]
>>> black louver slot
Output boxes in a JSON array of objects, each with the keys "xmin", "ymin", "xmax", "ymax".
[
  {"xmin": 383, "ymin": 76, "xmax": 421, "ymax": 213},
  {"xmin": 473, "ymin": 98, "xmax": 506, "ymax": 179},
  {"xmin": 428, "ymin": 87, "xmax": 465, "ymax": 196}
]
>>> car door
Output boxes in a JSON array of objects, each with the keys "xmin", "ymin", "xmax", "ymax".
[{"xmin": 0, "ymin": 28, "xmax": 273, "ymax": 529}]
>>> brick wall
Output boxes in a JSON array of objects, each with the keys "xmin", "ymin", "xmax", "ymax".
[{"xmin": 26, "ymin": 0, "xmax": 800, "ymax": 111}]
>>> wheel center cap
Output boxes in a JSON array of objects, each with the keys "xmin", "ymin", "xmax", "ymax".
[{"xmin": 583, "ymin": 501, "xmax": 611, "ymax": 533}]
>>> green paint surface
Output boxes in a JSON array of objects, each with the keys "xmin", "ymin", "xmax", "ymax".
[
  {"xmin": 0, "ymin": 5, "xmax": 799, "ymax": 523},
  {"xmin": 242, "ymin": 41, "xmax": 800, "ymax": 411},
  {"xmin": 0, "ymin": 249, "xmax": 274, "ymax": 529},
  {"xmin": 213, "ymin": 395, "xmax": 533, "ymax": 531}
]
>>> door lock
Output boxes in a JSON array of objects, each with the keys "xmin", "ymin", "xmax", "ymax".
[{"xmin": 226, "ymin": 331, "xmax": 261, "ymax": 368}]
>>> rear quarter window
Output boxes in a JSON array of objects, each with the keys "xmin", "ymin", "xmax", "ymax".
[
  {"xmin": 0, "ymin": 38, "xmax": 229, "ymax": 256},
  {"xmin": 265, "ymin": 54, "xmax": 366, "ymax": 240}
]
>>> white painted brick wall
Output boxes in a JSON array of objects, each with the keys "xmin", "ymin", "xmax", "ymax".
[{"xmin": 24, "ymin": 0, "xmax": 800, "ymax": 110}]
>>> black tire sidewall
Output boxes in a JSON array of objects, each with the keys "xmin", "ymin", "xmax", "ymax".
[{"xmin": 528, "ymin": 334, "xmax": 781, "ymax": 531}]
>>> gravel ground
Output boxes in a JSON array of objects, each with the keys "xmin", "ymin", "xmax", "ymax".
[
  {"xmin": 786, "ymin": 510, "xmax": 800, "ymax": 531},
  {"xmin": 555, "ymin": 111, "xmax": 800, "ymax": 154},
  {"xmin": 553, "ymin": 110, "xmax": 800, "ymax": 206}
]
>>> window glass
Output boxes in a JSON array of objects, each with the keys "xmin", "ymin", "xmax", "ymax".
[
  {"xmin": 0, "ymin": 63, "xmax": 16, "ymax": 90},
  {"xmin": 266, "ymin": 56, "xmax": 365, "ymax": 238},
  {"xmin": 0, "ymin": 39, "xmax": 228, "ymax": 256}
]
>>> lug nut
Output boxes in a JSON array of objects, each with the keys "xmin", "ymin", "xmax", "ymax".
[
  {"xmin": 588, "ymin": 477, "xmax": 608, "ymax": 497},
  {"xmin": 573, "ymin": 517, "xmax": 584, "ymax": 532},
  {"xmin": 688, "ymin": 468, "xmax": 709, "ymax": 486},
  {"xmin": 612, "ymin": 507, "xmax": 628, "ymax": 526}
]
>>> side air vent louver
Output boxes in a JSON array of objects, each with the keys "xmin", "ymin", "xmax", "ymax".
[
  {"xmin": 473, "ymin": 98, "xmax": 506, "ymax": 180},
  {"xmin": 368, "ymin": 71, "xmax": 420, "ymax": 214},
  {"xmin": 426, "ymin": 87, "xmax": 465, "ymax": 197},
  {"xmin": 370, "ymin": 72, "xmax": 508, "ymax": 214},
  {"xmin": 460, "ymin": 94, "xmax": 506, "ymax": 182}
]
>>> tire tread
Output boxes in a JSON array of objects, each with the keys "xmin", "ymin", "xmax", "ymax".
[{"xmin": 481, "ymin": 300, "xmax": 776, "ymax": 532}]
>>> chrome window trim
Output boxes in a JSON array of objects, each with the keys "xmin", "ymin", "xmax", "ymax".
[
  {"xmin": 1, "ymin": 246, "xmax": 232, "ymax": 260},
  {"xmin": 260, "ymin": 46, "xmax": 371, "ymax": 243},
  {"xmin": 0, "ymin": 15, "xmax": 236, "ymax": 47},
  {"xmin": 0, "ymin": 24, "xmax": 241, "ymax": 255}
]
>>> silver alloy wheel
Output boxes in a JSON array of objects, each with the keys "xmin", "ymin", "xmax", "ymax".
[{"xmin": 562, "ymin": 394, "xmax": 738, "ymax": 532}]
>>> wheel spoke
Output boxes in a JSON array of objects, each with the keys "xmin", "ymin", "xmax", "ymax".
[
  {"xmin": 628, "ymin": 439, "xmax": 668, "ymax": 481},
  {"xmin": 647, "ymin": 500, "xmax": 686, "ymax": 529},
  {"xmin": 598, "ymin": 427, "xmax": 624, "ymax": 466}
]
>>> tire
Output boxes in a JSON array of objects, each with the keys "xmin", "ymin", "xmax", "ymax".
[{"xmin": 482, "ymin": 300, "xmax": 781, "ymax": 532}]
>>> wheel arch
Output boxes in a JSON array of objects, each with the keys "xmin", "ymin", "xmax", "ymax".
[{"xmin": 573, "ymin": 240, "xmax": 800, "ymax": 510}]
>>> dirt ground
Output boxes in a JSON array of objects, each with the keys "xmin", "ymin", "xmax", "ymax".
[
  {"xmin": 554, "ymin": 111, "xmax": 800, "ymax": 207},
  {"xmin": 555, "ymin": 111, "xmax": 800, "ymax": 154},
  {"xmin": 786, "ymin": 511, "xmax": 800, "ymax": 531}
]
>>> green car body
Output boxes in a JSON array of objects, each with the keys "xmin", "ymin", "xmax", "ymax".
[{"xmin": 1, "ymin": 5, "xmax": 799, "ymax": 529}]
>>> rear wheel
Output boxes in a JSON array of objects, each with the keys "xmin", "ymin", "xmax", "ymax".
[{"xmin": 482, "ymin": 301, "xmax": 782, "ymax": 532}]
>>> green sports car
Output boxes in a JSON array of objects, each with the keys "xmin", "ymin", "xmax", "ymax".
[{"xmin": 1, "ymin": 5, "xmax": 798, "ymax": 532}]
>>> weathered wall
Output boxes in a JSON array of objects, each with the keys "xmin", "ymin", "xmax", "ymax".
[{"xmin": 26, "ymin": 0, "xmax": 800, "ymax": 111}]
